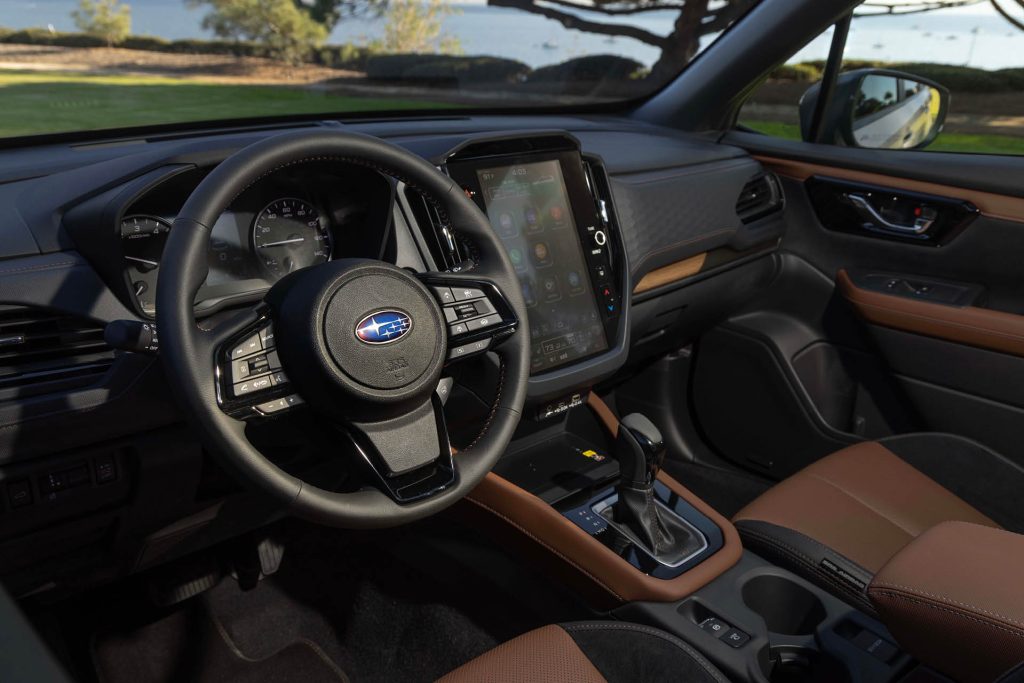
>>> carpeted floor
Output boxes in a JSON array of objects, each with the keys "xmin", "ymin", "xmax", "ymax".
[{"xmin": 87, "ymin": 523, "xmax": 567, "ymax": 683}]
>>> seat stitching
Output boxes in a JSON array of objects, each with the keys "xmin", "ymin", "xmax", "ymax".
[
  {"xmin": 465, "ymin": 497, "xmax": 625, "ymax": 602},
  {"xmin": 804, "ymin": 471, "xmax": 919, "ymax": 537},
  {"xmin": 871, "ymin": 583, "xmax": 1024, "ymax": 630},
  {"xmin": 562, "ymin": 622, "xmax": 729, "ymax": 683},
  {"xmin": 872, "ymin": 590, "xmax": 1024, "ymax": 640}
]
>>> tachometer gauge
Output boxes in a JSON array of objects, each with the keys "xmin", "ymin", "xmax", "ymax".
[
  {"xmin": 252, "ymin": 198, "xmax": 331, "ymax": 279},
  {"xmin": 121, "ymin": 215, "xmax": 171, "ymax": 315}
]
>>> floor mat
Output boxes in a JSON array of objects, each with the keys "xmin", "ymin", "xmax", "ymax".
[
  {"xmin": 92, "ymin": 603, "xmax": 347, "ymax": 683},
  {"xmin": 664, "ymin": 460, "xmax": 772, "ymax": 519}
]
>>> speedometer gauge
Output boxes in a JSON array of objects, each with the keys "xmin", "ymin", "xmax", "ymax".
[
  {"xmin": 252, "ymin": 198, "xmax": 331, "ymax": 279},
  {"xmin": 121, "ymin": 215, "xmax": 171, "ymax": 315}
]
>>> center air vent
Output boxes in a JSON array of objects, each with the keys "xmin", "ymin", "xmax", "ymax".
[
  {"xmin": 0, "ymin": 306, "xmax": 113, "ymax": 394},
  {"xmin": 736, "ymin": 172, "xmax": 784, "ymax": 224},
  {"xmin": 403, "ymin": 186, "xmax": 464, "ymax": 271}
]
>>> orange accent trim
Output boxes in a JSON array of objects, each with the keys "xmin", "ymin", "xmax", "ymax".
[
  {"xmin": 756, "ymin": 155, "xmax": 1024, "ymax": 224},
  {"xmin": 632, "ymin": 253, "xmax": 708, "ymax": 294},
  {"xmin": 837, "ymin": 269, "xmax": 1024, "ymax": 357},
  {"xmin": 586, "ymin": 392, "xmax": 619, "ymax": 438}
]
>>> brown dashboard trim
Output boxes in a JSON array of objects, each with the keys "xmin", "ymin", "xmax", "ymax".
[
  {"xmin": 757, "ymin": 156, "xmax": 1024, "ymax": 224},
  {"xmin": 837, "ymin": 269, "xmax": 1024, "ymax": 357},
  {"xmin": 632, "ymin": 253, "xmax": 708, "ymax": 295}
]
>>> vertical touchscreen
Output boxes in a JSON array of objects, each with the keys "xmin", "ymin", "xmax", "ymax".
[{"xmin": 476, "ymin": 160, "xmax": 609, "ymax": 373}]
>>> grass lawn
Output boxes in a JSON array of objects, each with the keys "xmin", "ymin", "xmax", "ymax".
[
  {"xmin": 740, "ymin": 119, "xmax": 1024, "ymax": 156},
  {"xmin": 0, "ymin": 70, "xmax": 453, "ymax": 137}
]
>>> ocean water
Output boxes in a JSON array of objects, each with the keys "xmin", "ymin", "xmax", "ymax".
[{"xmin": 0, "ymin": 0, "xmax": 1020, "ymax": 70}]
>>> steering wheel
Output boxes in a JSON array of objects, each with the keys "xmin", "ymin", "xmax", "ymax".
[{"xmin": 157, "ymin": 130, "xmax": 529, "ymax": 528}]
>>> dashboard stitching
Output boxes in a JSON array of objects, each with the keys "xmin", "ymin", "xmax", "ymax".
[
  {"xmin": 465, "ymin": 495, "xmax": 624, "ymax": 602},
  {"xmin": 0, "ymin": 260, "xmax": 80, "ymax": 277}
]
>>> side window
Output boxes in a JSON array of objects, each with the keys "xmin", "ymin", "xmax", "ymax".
[{"xmin": 739, "ymin": 2, "xmax": 1024, "ymax": 155}]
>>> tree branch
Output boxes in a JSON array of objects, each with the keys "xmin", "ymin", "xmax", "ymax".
[
  {"xmin": 488, "ymin": 0, "xmax": 668, "ymax": 46},
  {"xmin": 991, "ymin": 0, "xmax": 1024, "ymax": 30}
]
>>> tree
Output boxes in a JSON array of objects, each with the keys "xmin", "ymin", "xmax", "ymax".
[
  {"xmin": 372, "ymin": 0, "xmax": 462, "ymax": 54},
  {"xmin": 487, "ymin": 0, "xmax": 1024, "ymax": 86},
  {"xmin": 190, "ymin": 0, "xmax": 328, "ymax": 65},
  {"xmin": 71, "ymin": 0, "xmax": 131, "ymax": 47}
]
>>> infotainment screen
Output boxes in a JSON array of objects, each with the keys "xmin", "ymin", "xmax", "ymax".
[{"xmin": 476, "ymin": 160, "xmax": 609, "ymax": 373}]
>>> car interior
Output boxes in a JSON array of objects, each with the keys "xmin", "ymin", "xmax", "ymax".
[{"xmin": 2, "ymin": 0, "xmax": 1024, "ymax": 681}]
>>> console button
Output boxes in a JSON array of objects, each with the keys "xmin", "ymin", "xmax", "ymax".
[
  {"xmin": 94, "ymin": 455, "xmax": 118, "ymax": 484},
  {"xmin": 231, "ymin": 334, "xmax": 261, "ymax": 359},
  {"xmin": 233, "ymin": 374, "xmax": 273, "ymax": 397},
  {"xmin": 722, "ymin": 629, "xmax": 750, "ymax": 648},
  {"xmin": 594, "ymin": 230, "xmax": 607, "ymax": 246},
  {"xmin": 7, "ymin": 479, "xmax": 32, "ymax": 508},
  {"xmin": 432, "ymin": 286, "xmax": 456, "ymax": 304},
  {"xmin": 452, "ymin": 286, "xmax": 486, "ymax": 302},
  {"xmin": 699, "ymin": 618, "xmax": 730, "ymax": 637}
]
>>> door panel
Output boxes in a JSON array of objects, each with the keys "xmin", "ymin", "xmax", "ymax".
[{"xmin": 691, "ymin": 136, "xmax": 1024, "ymax": 477}]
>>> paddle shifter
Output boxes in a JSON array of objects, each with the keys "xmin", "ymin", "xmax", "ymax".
[{"xmin": 608, "ymin": 413, "xmax": 698, "ymax": 563}]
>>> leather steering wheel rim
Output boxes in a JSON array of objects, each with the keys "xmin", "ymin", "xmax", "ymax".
[{"xmin": 156, "ymin": 130, "xmax": 529, "ymax": 529}]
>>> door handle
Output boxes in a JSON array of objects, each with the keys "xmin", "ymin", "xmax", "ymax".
[{"xmin": 846, "ymin": 193, "xmax": 935, "ymax": 235}]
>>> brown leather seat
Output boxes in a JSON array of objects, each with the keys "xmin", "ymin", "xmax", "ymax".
[
  {"xmin": 733, "ymin": 438, "xmax": 1011, "ymax": 615},
  {"xmin": 438, "ymin": 621, "xmax": 728, "ymax": 683}
]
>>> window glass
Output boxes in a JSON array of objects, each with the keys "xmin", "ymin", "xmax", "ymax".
[{"xmin": 740, "ymin": 1, "xmax": 1024, "ymax": 155}]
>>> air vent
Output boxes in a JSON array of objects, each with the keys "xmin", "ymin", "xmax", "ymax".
[
  {"xmin": 736, "ymin": 172, "xmax": 784, "ymax": 224},
  {"xmin": 404, "ymin": 187, "xmax": 464, "ymax": 271},
  {"xmin": 0, "ymin": 306, "xmax": 113, "ymax": 393}
]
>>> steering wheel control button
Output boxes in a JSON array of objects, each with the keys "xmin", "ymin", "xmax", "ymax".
[
  {"xmin": 266, "ymin": 350, "xmax": 281, "ymax": 370},
  {"xmin": 256, "ymin": 395, "xmax": 302, "ymax": 415},
  {"xmin": 432, "ymin": 286, "xmax": 456, "ymax": 304},
  {"xmin": 448, "ymin": 338, "xmax": 489, "ymax": 360},
  {"xmin": 450, "ymin": 322, "xmax": 468, "ymax": 336},
  {"xmin": 452, "ymin": 286, "xmax": 486, "ymax": 302},
  {"xmin": 465, "ymin": 316, "xmax": 497, "ymax": 332},
  {"xmin": 259, "ymin": 325, "xmax": 276, "ymax": 349},
  {"xmin": 234, "ymin": 375, "xmax": 273, "ymax": 397},
  {"xmin": 231, "ymin": 334, "xmax": 262, "ymax": 359}
]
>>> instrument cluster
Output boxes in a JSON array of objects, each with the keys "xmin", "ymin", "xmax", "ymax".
[{"xmin": 118, "ymin": 162, "xmax": 393, "ymax": 317}]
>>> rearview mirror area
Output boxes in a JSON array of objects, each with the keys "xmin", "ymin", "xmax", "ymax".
[{"xmin": 799, "ymin": 69, "xmax": 949, "ymax": 150}]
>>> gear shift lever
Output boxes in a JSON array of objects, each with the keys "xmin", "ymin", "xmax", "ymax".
[{"xmin": 610, "ymin": 414, "xmax": 677, "ymax": 557}]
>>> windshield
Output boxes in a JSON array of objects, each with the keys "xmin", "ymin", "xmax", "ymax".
[{"xmin": 0, "ymin": 0, "xmax": 757, "ymax": 139}]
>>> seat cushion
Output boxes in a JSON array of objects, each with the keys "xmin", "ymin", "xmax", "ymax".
[
  {"xmin": 438, "ymin": 622, "xmax": 728, "ymax": 683},
  {"xmin": 733, "ymin": 439, "xmax": 1001, "ymax": 614}
]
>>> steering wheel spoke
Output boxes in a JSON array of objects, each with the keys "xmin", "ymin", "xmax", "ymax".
[
  {"xmin": 341, "ymin": 394, "xmax": 456, "ymax": 503},
  {"xmin": 207, "ymin": 305, "xmax": 305, "ymax": 420},
  {"xmin": 418, "ymin": 272, "xmax": 519, "ymax": 365}
]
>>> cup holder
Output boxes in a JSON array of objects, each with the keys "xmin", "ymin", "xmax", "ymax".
[
  {"xmin": 742, "ymin": 575, "xmax": 826, "ymax": 636},
  {"xmin": 764, "ymin": 646, "xmax": 852, "ymax": 683}
]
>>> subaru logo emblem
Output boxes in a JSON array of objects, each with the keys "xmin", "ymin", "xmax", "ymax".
[{"xmin": 355, "ymin": 310, "xmax": 412, "ymax": 345}]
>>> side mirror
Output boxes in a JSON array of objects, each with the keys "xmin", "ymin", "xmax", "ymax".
[{"xmin": 799, "ymin": 69, "xmax": 949, "ymax": 150}]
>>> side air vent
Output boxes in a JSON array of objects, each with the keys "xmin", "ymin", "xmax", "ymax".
[
  {"xmin": 736, "ymin": 172, "xmax": 784, "ymax": 224},
  {"xmin": 0, "ymin": 306, "xmax": 114, "ymax": 393},
  {"xmin": 404, "ymin": 187, "xmax": 464, "ymax": 271}
]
